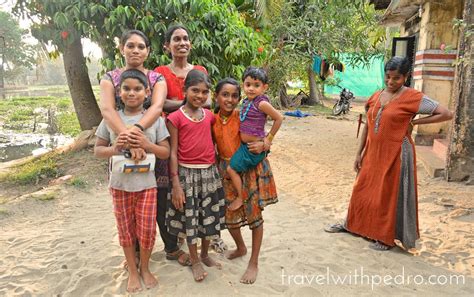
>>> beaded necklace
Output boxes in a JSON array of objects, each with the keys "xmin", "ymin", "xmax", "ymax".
[
  {"xmin": 181, "ymin": 106, "xmax": 204, "ymax": 122},
  {"xmin": 239, "ymin": 99, "xmax": 252, "ymax": 122}
]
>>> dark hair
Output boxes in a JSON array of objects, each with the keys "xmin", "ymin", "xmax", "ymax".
[
  {"xmin": 242, "ymin": 66, "xmax": 268, "ymax": 84},
  {"xmin": 214, "ymin": 78, "xmax": 241, "ymax": 113},
  {"xmin": 384, "ymin": 56, "xmax": 411, "ymax": 76},
  {"xmin": 165, "ymin": 24, "xmax": 190, "ymax": 44},
  {"xmin": 119, "ymin": 69, "xmax": 148, "ymax": 89},
  {"xmin": 182, "ymin": 69, "xmax": 211, "ymax": 105},
  {"xmin": 120, "ymin": 29, "xmax": 150, "ymax": 48},
  {"xmin": 215, "ymin": 78, "xmax": 241, "ymax": 96}
]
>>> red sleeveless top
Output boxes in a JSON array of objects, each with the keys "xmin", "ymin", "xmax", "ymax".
[{"xmin": 154, "ymin": 65, "xmax": 207, "ymax": 101}]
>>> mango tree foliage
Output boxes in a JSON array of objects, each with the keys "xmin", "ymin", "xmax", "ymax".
[
  {"xmin": 0, "ymin": 11, "xmax": 36, "ymax": 83},
  {"xmin": 14, "ymin": 0, "xmax": 263, "ymax": 130},
  {"xmin": 261, "ymin": 0, "xmax": 384, "ymax": 105},
  {"xmin": 92, "ymin": 0, "xmax": 263, "ymax": 82}
]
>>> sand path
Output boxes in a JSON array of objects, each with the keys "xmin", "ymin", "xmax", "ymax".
[{"xmin": 1, "ymin": 113, "xmax": 472, "ymax": 296}]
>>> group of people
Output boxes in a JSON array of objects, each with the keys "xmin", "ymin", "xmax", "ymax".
[
  {"xmin": 94, "ymin": 26, "xmax": 281, "ymax": 293},
  {"xmin": 94, "ymin": 24, "xmax": 453, "ymax": 294}
]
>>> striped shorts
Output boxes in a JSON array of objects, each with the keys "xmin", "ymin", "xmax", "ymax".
[{"xmin": 110, "ymin": 187, "xmax": 157, "ymax": 250}]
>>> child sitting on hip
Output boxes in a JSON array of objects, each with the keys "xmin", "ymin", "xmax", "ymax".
[
  {"xmin": 227, "ymin": 67, "xmax": 283, "ymax": 211},
  {"xmin": 94, "ymin": 69, "xmax": 170, "ymax": 293}
]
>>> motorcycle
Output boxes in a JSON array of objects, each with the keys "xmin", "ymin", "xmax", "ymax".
[{"xmin": 332, "ymin": 86, "xmax": 354, "ymax": 116}]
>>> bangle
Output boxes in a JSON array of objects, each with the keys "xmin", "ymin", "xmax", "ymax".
[
  {"xmin": 170, "ymin": 172, "xmax": 178, "ymax": 177},
  {"xmin": 267, "ymin": 133, "xmax": 274, "ymax": 142},
  {"xmin": 134, "ymin": 123, "xmax": 145, "ymax": 131}
]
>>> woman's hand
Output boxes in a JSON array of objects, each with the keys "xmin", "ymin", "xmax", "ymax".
[
  {"xmin": 171, "ymin": 185, "xmax": 185, "ymax": 210},
  {"xmin": 353, "ymin": 154, "xmax": 363, "ymax": 173},
  {"xmin": 128, "ymin": 129, "xmax": 151, "ymax": 150},
  {"xmin": 247, "ymin": 141, "xmax": 268, "ymax": 154}
]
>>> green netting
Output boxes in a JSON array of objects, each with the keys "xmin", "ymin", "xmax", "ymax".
[{"xmin": 322, "ymin": 54, "xmax": 385, "ymax": 98}]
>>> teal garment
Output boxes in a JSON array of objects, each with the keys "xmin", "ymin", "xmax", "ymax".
[
  {"xmin": 230, "ymin": 143, "xmax": 266, "ymax": 173},
  {"xmin": 322, "ymin": 53, "xmax": 385, "ymax": 98},
  {"xmin": 313, "ymin": 55, "xmax": 322, "ymax": 76}
]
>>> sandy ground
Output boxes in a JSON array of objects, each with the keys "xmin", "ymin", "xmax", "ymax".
[{"xmin": 0, "ymin": 113, "xmax": 473, "ymax": 296}]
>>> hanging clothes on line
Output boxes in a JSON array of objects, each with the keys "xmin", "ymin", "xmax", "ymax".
[{"xmin": 313, "ymin": 55, "xmax": 345, "ymax": 81}]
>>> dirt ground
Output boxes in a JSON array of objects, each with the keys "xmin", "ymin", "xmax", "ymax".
[{"xmin": 0, "ymin": 111, "xmax": 472, "ymax": 296}]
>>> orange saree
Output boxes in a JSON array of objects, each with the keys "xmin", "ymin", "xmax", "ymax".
[{"xmin": 346, "ymin": 88, "xmax": 423, "ymax": 247}]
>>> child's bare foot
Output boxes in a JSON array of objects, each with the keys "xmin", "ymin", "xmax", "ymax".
[
  {"xmin": 226, "ymin": 247, "xmax": 247, "ymax": 260},
  {"xmin": 191, "ymin": 262, "xmax": 208, "ymax": 282},
  {"xmin": 127, "ymin": 272, "xmax": 143, "ymax": 293},
  {"xmin": 240, "ymin": 263, "xmax": 258, "ymax": 284},
  {"xmin": 140, "ymin": 269, "xmax": 158, "ymax": 289},
  {"xmin": 228, "ymin": 198, "xmax": 243, "ymax": 211},
  {"xmin": 201, "ymin": 255, "xmax": 222, "ymax": 270}
]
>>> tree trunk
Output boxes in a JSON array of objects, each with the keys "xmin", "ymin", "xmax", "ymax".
[
  {"xmin": 63, "ymin": 35, "xmax": 102, "ymax": 130},
  {"xmin": 307, "ymin": 64, "xmax": 320, "ymax": 105},
  {"xmin": 446, "ymin": 0, "xmax": 474, "ymax": 184},
  {"xmin": 279, "ymin": 83, "xmax": 290, "ymax": 108}
]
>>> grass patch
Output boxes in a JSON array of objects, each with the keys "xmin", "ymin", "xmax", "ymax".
[
  {"xmin": 68, "ymin": 177, "xmax": 87, "ymax": 189},
  {"xmin": 57, "ymin": 99, "xmax": 71, "ymax": 110},
  {"xmin": 0, "ymin": 208, "xmax": 10, "ymax": 216},
  {"xmin": 8, "ymin": 108, "xmax": 34, "ymax": 122},
  {"xmin": 57, "ymin": 111, "xmax": 81, "ymax": 136},
  {"xmin": 0, "ymin": 152, "xmax": 61, "ymax": 185},
  {"xmin": 34, "ymin": 192, "xmax": 57, "ymax": 201}
]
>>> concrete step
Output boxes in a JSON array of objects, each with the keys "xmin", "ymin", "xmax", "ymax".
[
  {"xmin": 432, "ymin": 138, "xmax": 449, "ymax": 161},
  {"xmin": 416, "ymin": 145, "xmax": 446, "ymax": 178}
]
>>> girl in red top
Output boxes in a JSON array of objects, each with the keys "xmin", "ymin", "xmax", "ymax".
[{"xmin": 166, "ymin": 70, "xmax": 225, "ymax": 282}]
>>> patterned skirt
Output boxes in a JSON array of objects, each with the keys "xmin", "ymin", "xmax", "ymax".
[
  {"xmin": 166, "ymin": 165, "xmax": 226, "ymax": 245},
  {"xmin": 217, "ymin": 157, "xmax": 278, "ymax": 230}
]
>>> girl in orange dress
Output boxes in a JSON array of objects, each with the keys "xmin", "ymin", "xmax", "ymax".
[
  {"xmin": 326, "ymin": 56, "xmax": 453, "ymax": 251},
  {"xmin": 212, "ymin": 78, "xmax": 278, "ymax": 284}
]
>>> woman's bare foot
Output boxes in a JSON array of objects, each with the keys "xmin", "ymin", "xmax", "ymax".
[
  {"xmin": 201, "ymin": 255, "xmax": 222, "ymax": 270},
  {"xmin": 140, "ymin": 269, "xmax": 158, "ymax": 289},
  {"xmin": 228, "ymin": 198, "xmax": 243, "ymax": 211},
  {"xmin": 240, "ymin": 263, "xmax": 258, "ymax": 284},
  {"xmin": 191, "ymin": 262, "xmax": 208, "ymax": 282},
  {"xmin": 226, "ymin": 247, "xmax": 247, "ymax": 260},
  {"xmin": 127, "ymin": 272, "xmax": 143, "ymax": 293}
]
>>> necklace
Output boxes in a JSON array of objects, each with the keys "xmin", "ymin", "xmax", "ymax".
[
  {"xmin": 220, "ymin": 113, "xmax": 230, "ymax": 124},
  {"xmin": 181, "ymin": 106, "xmax": 204, "ymax": 122},
  {"xmin": 239, "ymin": 99, "xmax": 252, "ymax": 122},
  {"xmin": 371, "ymin": 86, "xmax": 404, "ymax": 133},
  {"xmin": 169, "ymin": 63, "xmax": 192, "ymax": 78}
]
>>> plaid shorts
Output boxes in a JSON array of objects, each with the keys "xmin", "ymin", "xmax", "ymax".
[{"xmin": 110, "ymin": 187, "xmax": 157, "ymax": 250}]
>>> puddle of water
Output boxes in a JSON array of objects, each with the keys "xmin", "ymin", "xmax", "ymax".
[{"xmin": 0, "ymin": 132, "xmax": 74, "ymax": 162}]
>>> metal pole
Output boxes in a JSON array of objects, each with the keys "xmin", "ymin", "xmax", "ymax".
[{"xmin": 0, "ymin": 36, "xmax": 4, "ymax": 89}]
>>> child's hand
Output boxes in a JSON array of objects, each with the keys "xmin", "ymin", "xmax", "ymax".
[
  {"xmin": 248, "ymin": 141, "xmax": 268, "ymax": 154},
  {"xmin": 263, "ymin": 137, "xmax": 272, "ymax": 150},
  {"xmin": 130, "ymin": 147, "xmax": 147, "ymax": 161},
  {"xmin": 128, "ymin": 129, "xmax": 150, "ymax": 150},
  {"xmin": 171, "ymin": 185, "xmax": 185, "ymax": 210}
]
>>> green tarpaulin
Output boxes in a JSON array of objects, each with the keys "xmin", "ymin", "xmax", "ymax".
[{"xmin": 322, "ymin": 54, "xmax": 385, "ymax": 98}]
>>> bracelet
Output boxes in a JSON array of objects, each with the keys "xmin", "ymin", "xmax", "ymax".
[
  {"xmin": 133, "ymin": 123, "xmax": 145, "ymax": 132},
  {"xmin": 266, "ymin": 133, "xmax": 274, "ymax": 142},
  {"xmin": 170, "ymin": 172, "xmax": 179, "ymax": 177}
]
